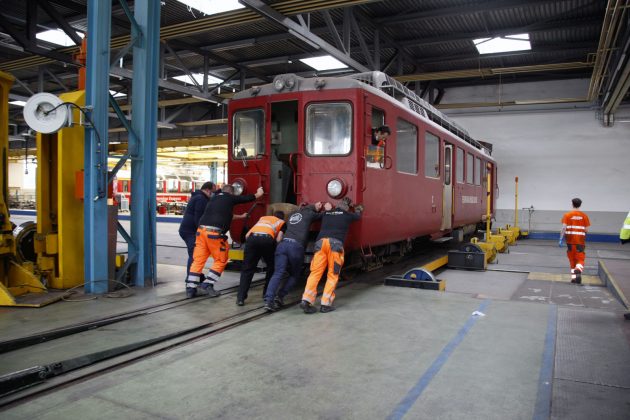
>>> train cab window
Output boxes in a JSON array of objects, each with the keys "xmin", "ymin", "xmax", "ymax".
[
  {"xmin": 475, "ymin": 157, "xmax": 481, "ymax": 186},
  {"xmin": 306, "ymin": 102, "xmax": 352, "ymax": 155},
  {"xmin": 233, "ymin": 109, "xmax": 265, "ymax": 159},
  {"xmin": 396, "ymin": 119, "xmax": 417, "ymax": 174},
  {"xmin": 466, "ymin": 153, "xmax": 474, "ymax": 184},
  {"xmin": 424, "ymin": 132, "xmax": 440, "ymax": 178},
  {"xmin": 366, "ymin": 107, "xmax": 386, "ymax": 168},
  {"xmin": 456, "ymin": 147, "xmax": 464, "ymax": 183}
]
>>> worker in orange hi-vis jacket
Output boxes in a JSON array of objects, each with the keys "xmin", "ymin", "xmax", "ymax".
[{"xmin": 559, "ymin": 197, "xmax": 591, "ymax": 285}]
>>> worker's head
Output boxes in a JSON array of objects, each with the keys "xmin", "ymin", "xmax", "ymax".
[
  {"xmin": 323, "ymin": 202, "xmax": 333, "ymax": 211},
  {"xmin": 273, "ymin": 210, "xmax": 285, "ymax": 220},
  {"xmin": 572, "ymin": 197, "xmax": 582, "ymax": 208},
  {"xmin": 222, "ymin": 184, "xmax": 234, "ymax": 194},
  {"xmin": 314, "ymin": 201, "xmax": 323, "ymax": 212},
  {"xmin": 200, "ymin": 181, "xmax": 214, "ymax": 192},
  {"xmin": 375, "ymin": 125, "xmax": 391, "ymax": 141}
]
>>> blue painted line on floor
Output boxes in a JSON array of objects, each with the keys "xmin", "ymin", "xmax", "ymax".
[
  {"xmin": 533, "ymin": 304, "xmax": 558, "ymax": 420},
  {"xmin": 526, "ymin": 231, "xmax": 619, "ymax": 243},
  {"xmin": 386, "ymin": 299, "xmax": 491, "ymax": 420}
]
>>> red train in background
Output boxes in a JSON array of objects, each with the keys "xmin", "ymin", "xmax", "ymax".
[
  {"xmin": 226, "ymin": 71, "xmax": 498, "ymax": 268},
  {"xmin": 114, "ymin": 173, "xmax": 210, "ymax": 213}
]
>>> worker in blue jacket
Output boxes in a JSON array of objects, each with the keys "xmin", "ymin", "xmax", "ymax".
[{"xmin": 179, "ymin": 181, "xmax": 215, "ymax": 280}]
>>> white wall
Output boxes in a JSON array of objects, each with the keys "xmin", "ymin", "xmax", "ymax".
[{"xmin": 442, "ymin": 79, "xmax": 630, "ymax": 234}]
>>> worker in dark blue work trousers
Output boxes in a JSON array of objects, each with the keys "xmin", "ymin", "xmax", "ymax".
[
  {"xmin": 236, "ymin": 211, "xmax": 286, "ymax": 306},
  {"xmin": 263, "ymin": 201, "xmax": 325, "ymax": 312},
  {"xmin": 178, "ymin": 181, "xmax": 214, "ymax": 280},
  {"xmin": 187, "ymin": 184, "xmax": 264, "ymax": 299}
]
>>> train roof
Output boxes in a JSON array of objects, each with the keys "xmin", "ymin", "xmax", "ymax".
[{"xmin": 232, "ymin": 72, "xmax": 492, "ymax": 156}]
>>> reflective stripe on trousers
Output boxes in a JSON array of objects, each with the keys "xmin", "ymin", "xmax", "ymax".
[
  {"xmin": 188, "ymin": 227, "xmax": 229, "ymax": 284},
  {"xmin": 302, "ymin": 238, "xmax": 344, "ymax": 306}
]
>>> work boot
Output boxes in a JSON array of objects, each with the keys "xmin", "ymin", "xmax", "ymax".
[
  {"xmin": 575, "ymin": 271, "xmax": 582, "ymax": 285},
  {"xmin": 199, "ymin": 282, "xmax": 221, "ymax": 297},
  {"xmin": 320, "ymin": 304, "xmax": 336, "ymax": 313},
  {"xmin": 263, "ymin": 300, "xmax": 277, "ymax": 312},
  {"xmin": 274, "ymin": 296, "xmax": 284, "ymax": 308},
  {"xmin": 236, "ymin": 299, "xmax": 245, "ymax": 306},
  {"xmin": 300, "ymin": 300, "xmax": 317, "ymax": 314},
  {"xmin": 186, "ymin": 287, "xmax": 197, "ymax": 299}
]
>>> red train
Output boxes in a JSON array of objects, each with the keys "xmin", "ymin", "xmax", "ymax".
[
  {"xmin": 227, "ymin": 72, "xmax": 497, "ymax": 266},
  {"xmin": 114, "ymin": 172, "xmax": 209, "ymax": 211}
]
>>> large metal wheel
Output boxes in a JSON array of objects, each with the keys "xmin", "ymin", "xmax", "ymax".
[
  {"xmin": 459, "ymin": 242, "xmax": 484, "ymax": 253},
  {"xmin": 402, "ymin": 267, "xmax": 438, "ymax": 282},
  {"xmin": 13, "ymin": 221, "xmax": 37, "ymax": 263}
]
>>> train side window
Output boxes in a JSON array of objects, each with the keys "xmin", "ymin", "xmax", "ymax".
[
  {"xmin": 425, "ymin": 132, "xmax": 440, "ymax": 178},
  {"xmin": 466, "ymin": 152, "xmax": 474, "ymax": 184},
  {"xmin": 475, "ymin": 157, "xmax": 481, "ymax": 186},
  {"xmin": 305, "ymin": 102, "xmax": 352, "ymax": 156},
  {"xmin": 233, "ymin": 108, "xmax": 265, "ymax": 159},
  {"xmin": 396, "ymin": 118, "xmax": 417, "ymax": 174},
  {"xmin": 456, "ymin": 147, "xmax": 464, "ymax": 183}
]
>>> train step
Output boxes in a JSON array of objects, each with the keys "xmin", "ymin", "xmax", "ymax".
[{"xmin": 431, "ymin": 236, "xmax": 453, "ymax": 244}]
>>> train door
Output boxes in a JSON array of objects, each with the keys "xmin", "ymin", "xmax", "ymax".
[
  {"xmin": 441, "ymin": 144, "xmax": 453, "ymax": 230},
  {"xmin": 269, "ymin": 100, "xmax": 299, "ymax": 205}
]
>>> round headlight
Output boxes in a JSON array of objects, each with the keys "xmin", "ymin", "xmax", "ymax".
[
  {"xmin": 232, "ymin": 180, "xmax": 245, "ymax": 196},
  {"xmin": 273, "ymin": 78, "xmax": 285, "ymax": 91},
  {"xmin": 326, "ymin": 179, "xmax": 344, "ymax": 198}
]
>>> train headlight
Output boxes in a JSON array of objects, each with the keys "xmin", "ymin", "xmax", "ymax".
[
  {"xmin": 273, "ymin": 77, "xmax": 285, "ymax": 91},
  {"xmin": 326, "ymin": 178, "xmax": 345, "ymax": 198},
  {"xmin": 232, "ymin": 180, "xmax": 245, "ymax": 196}
]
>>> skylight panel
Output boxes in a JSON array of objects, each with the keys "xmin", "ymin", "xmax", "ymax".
[
  {"xmin": 299, "ymin": 55, "xmax": 348, "ymax": 71},
  {"xmin": 9, "ymin": 100, "xmax": 26, "ymax": 106},
  {"xmin": 109, "ymin": 90, "xmax": 127, "ymax": 98},
  {"xmin": 176, "ymin": 0, "xmax": 244, "ymax": 16},
  {"xmin": 172, "ymin": 73, "xmax": 223, "ymax": 86},
  {"xmin": 474, "ymin": 34, "xmax": 531, "ymax": 55},
  {"xmin": 36, "ymin": 29, "xmax": 84, "ymax": 47}
]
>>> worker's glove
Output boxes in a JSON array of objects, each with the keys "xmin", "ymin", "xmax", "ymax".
[
  {"xmin": 354, "ymin": 204, "xmax": 364, "ymax": 212},
  {"xmin": 558, "ymin": 236, "xmax": 564, "ymax": 247}
]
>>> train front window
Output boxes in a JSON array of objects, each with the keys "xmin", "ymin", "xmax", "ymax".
[
  {"xmin": 233, "ymin": 109, "xmax": 265, "ymax": 159},
  {"xmin": 305, "ymin": 102, "xmax": 352, "ymax": 156}
]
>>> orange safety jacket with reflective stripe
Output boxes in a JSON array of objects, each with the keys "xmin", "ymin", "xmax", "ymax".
[
  {"xmin": 247, "ymin": 216, "xmax": 285, "ymax": 239},
  {"xmin": 562, "ymin": 210, "xmax": 590, "ymax": 245}
]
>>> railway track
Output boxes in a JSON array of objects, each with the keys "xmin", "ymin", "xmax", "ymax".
[{"xmin": 0, "ymin": 243, "xmax": 449, "ymax": 408}]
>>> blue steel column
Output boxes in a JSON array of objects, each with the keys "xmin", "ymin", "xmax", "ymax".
[
  {"xmin": 130, "ymin": 0, "xmax": 159, "ymax": 286},
  {"xmin": 84, "ymin": 0, "xmax": 111, "ymax": 294}
]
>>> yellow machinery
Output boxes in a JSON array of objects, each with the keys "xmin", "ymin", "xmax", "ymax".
[
  {"xmin": 482, "ymin": 170, "xmax": 508, "ymax": 254},
  {"xmin": 499, "ymin": 176, "xmax": 522, "ymax": 244},
  {"xmin": 0, "ymin": 71, "xmax": 85, "ymax": 306}
]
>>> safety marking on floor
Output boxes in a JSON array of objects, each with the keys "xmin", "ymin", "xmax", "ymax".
[
  {"xmin": 533, "ymin": 304, "xmax": 558, "ymax": 420},
  {"xmin": 386, "ymin": 299, "xmax": 491, "ymax": 420},
  {"xmin": 527, "ymin": 272, "xmax": 601, "ymax": 285}
]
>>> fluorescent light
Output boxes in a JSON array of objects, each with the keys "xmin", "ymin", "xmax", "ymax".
[
  {"xmin": 474, "ymin": 34, "xmax": 531, "ymax": 55},
  {"xmin": 36, "ymin": 29, "xmax": 84, "ymax": 47},
  {"xmin": 300, "ymin": 55, "xmax": 348, "ymax": 71},
  {"xmin": 109, "ymin": 90, "xmax": 127, "ymax": 98},
  {"xmin": 176, "ymin": 0, "xmax": 244, "ymax": 15},
  {"xmin": 9, "ymin": 100, "xmax": 26, "ymax": 107},
  {"xmin": 173, "ymin": 73, "xmax": 223, "ymax": 86}
]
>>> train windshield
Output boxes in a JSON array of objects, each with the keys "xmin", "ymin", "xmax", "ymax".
[
  {"xmin": 233, "ymin": 109, "xmax": 265, "ymax": 159},
  {"xmin": 305, "ymin": 102, "xmax": 352, "ymax": 155}
]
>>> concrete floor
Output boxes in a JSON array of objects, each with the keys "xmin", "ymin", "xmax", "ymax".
[{"xmin": 1, "ymin": 221, "xmax": 630, "ymax": 419}]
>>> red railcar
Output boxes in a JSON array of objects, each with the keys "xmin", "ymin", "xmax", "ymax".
[{"xmin": 228, "ymin": 72, "xmax": 497, "ymax": 264}]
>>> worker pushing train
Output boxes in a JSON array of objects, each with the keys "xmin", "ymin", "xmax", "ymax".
[
  {"xmin": 263, "ymin": 201, "xmax": 325, "ymax": 312},
  {"xmin": 186, "ymin": 184, "xmax": 264, "ymax": 298},
  {"xmin": 236, "ymin": 211, "xmax": 286, "ymax": 306},
  {"xmin": 300, "ymin": 197, "xmax": 363, "ymax": 313},
  {"xmin": 559, "ymin": 198, "xmax": 590, "ymax": 284}
]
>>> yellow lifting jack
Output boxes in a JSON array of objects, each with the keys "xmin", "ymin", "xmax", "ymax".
[
  {"xmin": 481, "ymin": 167, "xmax": 508, "ymax": 254},
  {"xmin": 498, "ymin": 176, "xmax": 522, "ymax": 245}
]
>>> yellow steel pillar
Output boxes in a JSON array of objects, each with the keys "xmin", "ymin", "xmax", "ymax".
[{"xmin": 35, "ymin": 91, "xmax": 85, "ymax": 289}]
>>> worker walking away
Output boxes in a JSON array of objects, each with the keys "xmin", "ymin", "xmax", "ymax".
[
  {"xmin": 301, "ymin": 198, "xmax": 362, "ymax": 313},
  {"xmin": 559, "ymin": 198, "xmax": 590, "ymax": 284},
  {"xmin": 187, "ymin": 184, "xmax": 264, "ymax": 298},
  {"xmin": 179, "ymin": 181, "xmax": 214, "ymax": 281},
  {"xmin": 236, "ymin": 211, "xmax": 286, "ymax": 306},
  {"xmin": 620, "ymin": 211, "xmax": 630, "ymax": 244},
  {"xmin": 263, "ymin": 202, "xmax": 324, "ymax": 312}
]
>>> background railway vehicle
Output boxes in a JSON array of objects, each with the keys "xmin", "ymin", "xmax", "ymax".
[{"xmin": 227, "ymin": 72, "xmax": 497, "ymax": 268}]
